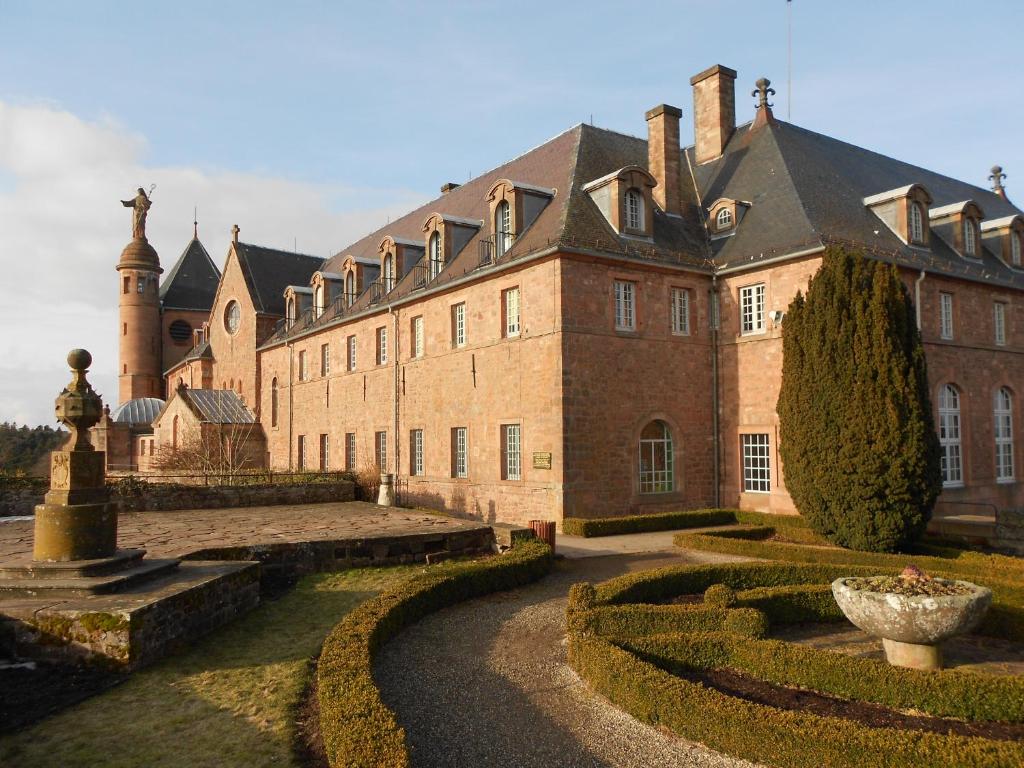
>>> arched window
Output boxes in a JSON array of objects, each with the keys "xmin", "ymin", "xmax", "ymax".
[
  {"xmin": 345, "ymin": 272, "xmax": 355, "ymax": 305},
  {"xmin": 225, "ymin": 300, "xmax": 241, "ymax": 335},
  {"xmin": 1013, "ymin": 232, "xmax": 1022, "ymax": 267},
  {"xmin": 428, "ymin": 232, "xmax": 442, "ymax": 280},
  {"xmin": 383, "ymin": 255, "xmax": 394, "ymax": 292},
  {"xmin": 909, "ymin": 202, "xmax": 925, "ymax": 244},
  {"xmin": 271, "ymin": 377, "xmax": 279, "ymax": 428},
  {"xmin": 716, "ymin": 207, "xmax": 733, "ymax": 230},
  {"xmin": 938, "ymin": 384, "xmax": 963, "ymax": 487},
  {"xmin": 638, "ymin": 420, "xmax": 674, "ymax": 494},
  {"xmin": 496, "ymin": 200, "xmax": 512, "ymax": 257},
  {"xmin": 172, "ymin": 415, "xmax": 179, "ymax": 449},
  {"xmin": 286, "ymin": 296, "xmax": 296, "ymax": 327},
  {"xmin": 964, "ymin": 219, "xmax": 978, "ymax": 256},
  {"xmin": 314, "ymin": 283, "xmax": 325, "ymax": 318},
  {"xmin": 995, "ymin": 387, "xmax": 1014, "ymax": 482},
  {"xmin": 625, "ymin": 188, "xmax": 644, "ymax": 231}
]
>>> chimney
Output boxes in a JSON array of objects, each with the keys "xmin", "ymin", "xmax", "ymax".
[
  {"xmin": 690, "ymin": 64, "xmax": 737, "ymax": 164},
  {"xmin": 440, "ymin": 182, "xmax": 461, "ymax": 195},
  {"xmin": 231, "ymin": 223, "xmax": 240, "ymax": 244},
  {"xmin": 645, "ymin": 103, "xmax": 683, "ymax": 216}
]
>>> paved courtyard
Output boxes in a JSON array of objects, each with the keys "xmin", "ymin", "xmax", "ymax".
[{"xmin": 0, "ymin": 502, "xmax": 486, "ymax": 562}]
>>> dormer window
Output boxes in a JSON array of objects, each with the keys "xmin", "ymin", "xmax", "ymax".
[
  {"xmin": 963, "ymin": 218, "xmax": 978, "ymax": 256},
  {"xmin": 428, "ymin": 232, "xmax": 442, "ymax": 279},
  {"xmin": 496, "ymin": 200, "xmax": 512, "ymax": 257},
  {"xmin": 383, "ymin": 255, "xmax": 394, "ymax": 292},
  {"xmin": 286, "ymin": 297, "xmax": 296, "ymax": 327},
  {"xmin": 929, "ymin": 200, "xmax": 984, "ymax": 259},
  {"xmin": 313, "ymin": 283, "xmax": 325, "ymax": 318},
  {"xmin": 582, "ymin": 166, "xmax": 656, "ymax": 237},
  {"xmin": 1014, "ymin": 232, "xmax": 1022, "ymax": 266},
  {"xmin": 345, "ymin": 272, "xmax": 355, "ymax": 305},
  {"xmin": 716, "ymin": 207, "xmax": 733, "ymax": 230},
  {"xmin": 910, "ymin": 202, "xmax": 925, "ymax": 244},
  {"xmin": 625, "ymin": 188, "xmax": 644, "ymax": 231}
]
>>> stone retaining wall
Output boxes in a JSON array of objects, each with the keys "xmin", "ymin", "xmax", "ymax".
[
  {"xmin": 1, "ymin": 479, "xmax": 354, "ymax": 516},
  {"xmin": 996, "ymin": 508, "xmax": 1024, "ymax": 554}
]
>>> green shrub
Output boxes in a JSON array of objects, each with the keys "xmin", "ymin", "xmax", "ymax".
[
  {"xmin": 574, "ymin": 604, "xmax": 766, "ymax": 640},
  {"xmin": 736, "ymin": 584, "xmax": 846, "ymax": 624},
  {"xmin": 567, "ymin": 582, "xmax": 596, "ymax": 612},
  {"xmin": 703, "ymin": 583, "xmax": 737, "ymax": 608},
  {"xmin": 562, "ymin": 508, "xmax": 739, "ymax": 537},
  {"xmin": 317, "ymin": 540, "xmax": 552, "ymax": 768},
  {"xmin": 568, "ymin": 633, "xmax": 1022, "ymax": 768},
  {"xmin": 777, "ymin": 247, "xmax": 942, "ymax": 552}
]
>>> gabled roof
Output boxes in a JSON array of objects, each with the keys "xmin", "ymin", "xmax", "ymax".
[
  {"xmin": 159, "ymin": 237, "xmax": 221, "ymax": 311},
  {"xmin": 234, "ymin": 242, "xmax": 324, "ymax": 316},
  {"xmin": 177, "ymin": 388, "xmax": 256, "ymax": 424}
]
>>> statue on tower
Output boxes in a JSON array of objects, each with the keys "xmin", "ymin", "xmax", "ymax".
[{"xmin": 121, "ymin": 186, "xmax": 153, "ymax": 240}]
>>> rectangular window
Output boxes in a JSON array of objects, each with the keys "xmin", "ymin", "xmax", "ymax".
[
  {"xmin": 741, "ymin": 433, "xmax": 771, "ymax": 493},
  {"xmin": 994, "ymin": 302, "xmax": 1007, "ymax": 346},
  {"xmin": 939, "ymin": 403, "xmax": 963, "ymax": 487},
  {"xmin": 412, "ymin": 316, "xmax": 424, "ymax": 358},
  {"xmin": 298, "ymin": 350, "xmax": 307, "ymax": 381},
  {"xmin": 710, "ymin": 290, "xmax": 720, "ymax": 330},
  {"xmin": 345, "ymin": 432, "xmax": 356, "ymax": 471},
  {"xmin": 137, "ymin": 277, "xmax": 145, "ymax": 294},
  {"xmin": 123, "ymin": 275, "xmax": 130, "ymax": 294},
  {"xmin": 671, "ymin": 287, "xmax": 690, "ymax": 335},
  {"xmin": 995, "ymin": 395, "xmax": 1014, "ymax": 483},
  {"xmin": 319, "ymin": 433, "xmax": 329, "ymax": 471},
  {"xmin": 614, "ymin": 280, "xmax": 635, "ymax": 331},
  {"xmin": 321, "ymin": 343, "xmax": 330, "ymax": 376},
  {"xmin": 297, "ymin": 435, "xmax": 306, "ymax": 471},
  {"xmin": 347, "ymin": 335, "xmax": 357, "ymax": 371},
  {"xmin": 451, "ymin": 427, "xmax": 467, "ymax": 478},
  {"xmin": 740, "ymin": 284, "xmax": 766, "ymax": 335},
  {"xmin": 410, "ymin": 429, "xmax": 423, "ymax": 476},
  {"xmin": 375, "ymin": 430, "xmax": 387, "ymax": 471},
  {"xmin": 501, "ymin": 424, "xmax": 521, "ymax": 480},
  {"xmin": 940, "ymin": 292, "xmax": 954, "ymax": 340},
  {"xmin": 452, "ymin": 303, "xmax": 466, "ymax": 347},
  {"xmin": 376, "ymin": 327, "xmax": 388, "ymax": 365},
  {"xmin": 503, "ymin": 287, "xmax": 521, "ymax": 338}
]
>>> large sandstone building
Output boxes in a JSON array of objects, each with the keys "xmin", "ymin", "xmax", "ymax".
[{"xmin": 108, "ymin": 65, "xmax": 1024, "ymax": 526}]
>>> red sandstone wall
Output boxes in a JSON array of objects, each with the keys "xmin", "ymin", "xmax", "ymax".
[
  {"xmin": 161, "ymin": 309, "xmax": 210, "ymax": 382},
  {"xmin": 208, "ymin": 249, "xmax": 261, "ymax": 409}
]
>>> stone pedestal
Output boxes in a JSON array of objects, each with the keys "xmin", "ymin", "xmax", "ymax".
[
  {"xmin": 882, "ymin": 638, "xmax": 943, "ymax": 671},
  {"xmin": 377, "ymin": 473, "xmax": 395, "ymax": 506},
  {"xmin": 33, "ymin": 450, "xmax": 117, "ymax": 562}
]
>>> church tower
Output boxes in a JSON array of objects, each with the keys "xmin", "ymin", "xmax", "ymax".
[{"xmin": 116, "ymin": 188, "xmax": 163, "ymax": 403}]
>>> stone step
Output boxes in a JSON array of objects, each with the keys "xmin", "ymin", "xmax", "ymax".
[
  {"xmin": 0, "ymin": 558, "xmax": 181, "ymax": 598},
  {"xmin": 0, "ymin": 549, "xmax": 147, "ymax": 580}
]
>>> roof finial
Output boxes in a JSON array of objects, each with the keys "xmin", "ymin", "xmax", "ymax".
[
  {"xmin": 193, "ymin": 206, "xmax": 198, "ymax": 239},
  {"xmin": 990, "ymin": 165, "xmax": 1008, "ymax": 198},
  {"xmin": 752, "ymin": 78, "xmax": 775, "ymax": 109},
  {"xmin": 231, "ymin": 223, "xmax": 240, "ymax": 244}
]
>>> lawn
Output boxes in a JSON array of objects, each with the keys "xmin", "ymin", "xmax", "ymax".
[{"xmin": 0, "ymin": 565, "xmax": 418, "ymax": 768}]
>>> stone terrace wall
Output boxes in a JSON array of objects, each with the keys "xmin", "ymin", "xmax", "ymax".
[
  {"xmin": 0, "ymin": 479, "xmax": 49, "ymax": 517},
  {"xmin": 996, "ymin": 508, "xmax": 1024, "ymax": 555},
  {"xmin": 1, "ymin": 479, "xmax": 354, "ymax": 516}
]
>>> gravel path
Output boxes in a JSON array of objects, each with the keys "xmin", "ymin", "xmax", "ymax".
[{"xmin": 375, "ymin": 550, "xmax": 761, "ymax": 768}]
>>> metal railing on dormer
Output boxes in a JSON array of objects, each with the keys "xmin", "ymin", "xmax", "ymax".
[
  {"xmin": 479, "ymin": 232, "xmax": 516, "ymax": 267},
  {"xmin": 410, "ymin": 263, "xmax": 428, "ymax": 290}
]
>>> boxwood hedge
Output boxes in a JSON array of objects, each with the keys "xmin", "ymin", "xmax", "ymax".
[{"xmin": 561, "ymin": 508, "xmax": 820, "ymax": 538}]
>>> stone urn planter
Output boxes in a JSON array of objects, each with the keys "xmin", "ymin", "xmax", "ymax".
[{"xmin": 831, "ymin": 566, "xmax": 991, "ymax": 671}]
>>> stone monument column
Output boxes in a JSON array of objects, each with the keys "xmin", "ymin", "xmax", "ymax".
[{"xmin": 33, "ymin": 349, "xmax": 118, "ymax": 561}]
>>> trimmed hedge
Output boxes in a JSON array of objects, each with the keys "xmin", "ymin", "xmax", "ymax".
[
  {"xmin": 569, "ymin": 633, "xmax": 1024, "ymax": 768},
  {"xmin": 316, "ymin": 540, "xmax": 553, "ymax": 768},
  {"xmin": 736, "ymin": 583, "xmax": 846, "ymax": 623},
  {"xmin": 569, "ymin": 602, "xmax": 767, "ymax": 639},
  {"xmin": 627, "ymin": 630, "xmax": 1024, "ymax": 723},
  {"xmin": 562, "ymin": 508, "xmax": 738, "ymax": 537}
]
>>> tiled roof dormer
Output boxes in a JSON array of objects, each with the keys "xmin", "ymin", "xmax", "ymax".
[
  {"xmin": 707, "ymin": 197, "xmax": 751, "ymax": 236},
  {"xmin": 283, "ymin": 285, "xmax": 313, "ymax": 328},
  {"xmin": 863, "ymin": 184, "xmax": 933, "ymax": 247},
  {"xmin": 582, "ymin": 165, "xmax": 657, "ymax": 238},
  {"xmin": 421, "ymin": 212, "xmax": 482, "ymax": 282},
  {"xmin": 310, "ymin": 271, "xmax": 344, "ymax": 318},
  {"xmin": 340, "ymin": 255, "xmax": 378, "ymax": 307},
  {"xmin": 378, "ymin": 235, "xmax": 425, "ymax": 294},
  {"xmin": 485, "ymin": 179, "xmax": 556, "ymax": 263},
  {"xmin": 981, "ymin": 214, "xmax": 1024, "ymax": 269},
  {"xmin": 929, "ymin": 200, "xmax": 986, "ymax": 260}
]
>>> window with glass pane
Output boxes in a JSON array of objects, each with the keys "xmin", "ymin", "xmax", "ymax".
[
  {"xmin": 412, "ymin": 316, "xmax": 424, "ymax": 357},
  {"xmin": 271, "ymin": 378, "xmax": 278, "ymax": 427},
  {"xmin": 429, "ymin": 232, "xmax": 442, "ymax": 279},
  {"xmin": 716, "ymin": 207, "xmax": 733, "ymax": 230},
  {"xmin": 375, "ymin": 430, "xmax": 387, "ymax": 471},
  {"xmin": 964, "ymin": 219, "xmax": 977, "ymax": 256},
  {"xmin": 939, "ymin": 384, "xmax": 963, "ymax": 487},
  {"xmin": 345, "ymin": 433, "xmax": 356, "ymax": 471},
  {"xmin": 452, "ymin": 303, "xmax": 466, "ymax": 347},
  {"xmin": 298, "ymin": 350, "xmax": 307, "ymax": 381},
  {"xmin": 671, "ymin": 288, "xmax": 690, "ymax": 335},
  {"xmin": 345, "ymin": 272, "xmax": 355, "ymax": 305},
  {"xmin": 297, "ymin": 435, "xmax": 306, "ymax": 470},
  {"xmin": 321, "ymin": 343, "xmax": 330, "ymax": 376},
  {"xmin": 740, "ymin": 284, "xmax": 765, "ymax": 334},
  {"xmin": 639, "ymin": 421, "xmax": 674, "ymax": 493},
  {"xmin": 410, "ymin": 429, "xmax": 423, "ymax": 476},
  {"xmin": 742, "ymin": 433, "xmax": 771, "ymax": 493},
  {"xmin": 377, "ymin": 327, "xmax": 387, "ymax": 365},
  {"xmin": 348, "ymin": 335, "xmax": 356, "ymax": 370},
  {"xmin": 614, "ymin": 280, "xmax": 635, "ymax": 330},
  {"xmin": 1013, "ymin": 232, "xmax": 1022, "ymax": 266},
  {"xmin": 496, "ymin": 200, "xmax": 512, "ymax": 256},
  {"xmin": 940, "ymin": 293, "xmax": 954, "ymax": 339},
  {"xmin": 314, "ymin": 284, "xmax": 324, "ymax": 317},
  {"xmin": 319, "ymin": 434, "xmax": 329, "ymax": 471},
  {"xmin": 502, "ymin": 424, "xmax": 522, "ymax": 481},
  {"xmin": 625, "ymin": 188, "xmax": 643, "ymax": 230},
  {"xmin": 910, "ymin": 202, "xmax": 924, "ymax": 243},
  {"xmin": 452, "ymin": 427, "xmax": 467, "ymax": 478},
  {"xmin": 995, "ymin": 303, "xmax": 1006, "ymax": 346},
  {"xmin": 995, "ymin": 388, "xmax": 1014, "ymax": 483},
  {"xmin": 504, "ymin": 287, "xmax": 520, "ymax": 337}
]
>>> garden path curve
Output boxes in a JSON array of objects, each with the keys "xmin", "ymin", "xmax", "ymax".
[{"xmin": 375, "ymin": 549, "xmax": 761, "ymax": 768}]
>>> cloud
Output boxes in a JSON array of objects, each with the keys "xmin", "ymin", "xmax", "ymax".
[{"xmin": 0, "ymin": 101, "xmax": 426, "ymax": 427}]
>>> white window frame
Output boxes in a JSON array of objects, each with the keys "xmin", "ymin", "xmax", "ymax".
[
  {"xmin": 375, "ymin": 430, "xmax": 387, "ymax": 471},
  {"xmin": 639, "ymin": 421, "xmax": 674, "ymax": 494},
  {"xmin": 740, "ymin": 283, "xmax": 766, "ymax": 335},
  {"xmin": 453, "ymin": 303, "xmax": 466, "ymax": 348},
  {"xmin": 671, "ymin": 287, "xmax": 690, "ymax": 336},
  {"xmin": 319, "ymin": 433, "xmax": 329, "ymax": 471},
  {"xmin": 963, "ymin": 219, "xmax": 977, "ymax": 256},
  {"xmin": 345, "ymin": 432, "xmax": 356, "ymax": 471},
  {"xmin": 496, "ymin": 200, "xmax": 513, "ymax": 257},
  {"xmin": 1012, "ymin": 232, "xmax": 1022, "ymax": 267},
  {"xmin": 298, "ymin": 350, "xmax": 308, "ymax": 381},
  {"xmin": 377, "ymin": 327, "xmax": 388, "ymax": 365},
  {"xmin": 314, "ymin": 284, "xmax": 325, "ymax": 318},
  {"xmin": 995, "ymin": 388, "xmax": 1014, "ymax": 483},
  {"xmin": 995, "ymin": 302, "xmax": 1007, "ymax": 346},
  {"xmin": 383, "ymin": 255, "xmax": 394, "ymax": 292},
  {"xmin": 452, "ymin": 427, "xmax": 468, "ymax": 478},
  {"xmin": 614, "ymin": 280, "xmax": 635, "ymax": 331},
  {"xmin": 939, "ymin": 384, "xmax": 964, "ymax": 487},
  {"xmin": 716, "ymin": 207, "xmax": 733, "ymax": 230},
  {"xmin": 348, "ymin": 335, "xmax": 357, "ymax": 371},
  {"xmin": 504, "ymin": 287, "xmax": 521, "ymax": 338},
  {"xmin": 625, "ymin": 188, "xmax": 643, "ymax": 231},
  {"xmin": 321, "ymin": 343, "xmax": 330, "ymax": 376},
  {"xmin": 741, "ymin": 433, "xmax": 771, "ymax": 493},
  {"xmin": 910, "ymin": 202, "xmax": 925, "ymax": 243},
  {"xmin": 411, "ymin": 429, "xmax": 424, "ymax": 476},
  {"xmin": 940, "ymin": 292, "xmax": 954, "ymax": 340},
  {"xmin": 502, "ymin": 424, "xmax": 521, "ymax": 481},
  {"xmin": 429, "ymin": 232, "xmax": 443, "ymax": 280},
  {"xmin": 412, "ymin": 316, "xmax": 424, "ymax": 358}
]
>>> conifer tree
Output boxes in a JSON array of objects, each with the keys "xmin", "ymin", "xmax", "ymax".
[{"xmin": 777, "ymin": 247, "xmax": 942, "ymax": 552}]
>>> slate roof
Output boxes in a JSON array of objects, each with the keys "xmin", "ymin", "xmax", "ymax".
[
  {"xmin": 690, "ymin": 116, "xmax": 1024, "ymax": 287},
  {"xmin": 234, "ymin": 242, "xmax": 325, "ymax": 316},
  {"xmin": 160, "ymin": 238, "xmax": 221, "ymax": 311}
]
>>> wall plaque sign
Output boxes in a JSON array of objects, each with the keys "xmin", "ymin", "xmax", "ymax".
[{"xmin": 532, "ymin": 452, "xmax": 552, "ymax": 469}]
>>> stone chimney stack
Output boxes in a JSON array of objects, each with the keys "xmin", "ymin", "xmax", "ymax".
[
  {"xmin": 690, "ymin": 64, "xmax": 737, "ymax": 165},
  {"xmin": 645, "ymin": 104, "xmax": 683, "ymax": 216}
]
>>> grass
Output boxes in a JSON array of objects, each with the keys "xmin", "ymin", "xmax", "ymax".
[{"xmin": 0, "ymin": 565, "xmax": 419, "ymax": 768}]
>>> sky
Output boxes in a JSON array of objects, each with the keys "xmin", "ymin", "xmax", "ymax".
[{"xmin": 1, "ymin": 0, "xmax": 1022, "ymax": 427}]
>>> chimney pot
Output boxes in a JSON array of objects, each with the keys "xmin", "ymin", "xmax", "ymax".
[
  {"xmin": 441, "ymin": 182, "xmax": 461, "ymax": 195},
  {"xmin": 646, "ymin": 103, "xmax": 683, "ymax": 215},
  {"xmin": 690, "ymin": 64, "xmax": 737, "ymax": 164}
]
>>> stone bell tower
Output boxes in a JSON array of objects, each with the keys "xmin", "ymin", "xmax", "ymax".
[{"xmin": 116, "ymin": 187, "xmax": 163, "ymax": 403}]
